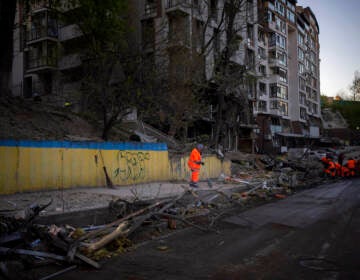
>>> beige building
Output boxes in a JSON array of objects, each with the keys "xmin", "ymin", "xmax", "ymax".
[
  {"xmin": 254, "ymin": 0, "xmax": 321, "ymax": 152},
  {"xmin": 11, "ymin": 0, "xmax": 321, "ymax": 152}
]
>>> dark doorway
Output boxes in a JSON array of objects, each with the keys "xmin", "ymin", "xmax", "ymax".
[{"xmin": 24, "ymin": 76, "xmax": 32, "ymax": 98}]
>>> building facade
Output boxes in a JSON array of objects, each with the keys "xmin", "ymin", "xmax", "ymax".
[
  {"xmin": 11, "ymin": 0, "xmax": 321, "ymax": 152},
  {"xmin": 255, "ymin": 0, "xmax": 321, "ymax": 152}
]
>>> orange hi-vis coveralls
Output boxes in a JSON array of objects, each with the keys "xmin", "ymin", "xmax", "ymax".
[
  {"xmin": 346, "ymin": 159, "xmax": 356, "ymax": 177},
  {"xmin": 188, "ymin": 148, "xmax": 202, "ymax": 183},
  {"xmin": 325, "ymin": 160, "xmax": 336, "ymax": 177}
]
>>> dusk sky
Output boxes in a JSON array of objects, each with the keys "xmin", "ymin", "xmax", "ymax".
[{"xmin": 297, "ymin": 0, "xmax": 360, "ymax": 97}]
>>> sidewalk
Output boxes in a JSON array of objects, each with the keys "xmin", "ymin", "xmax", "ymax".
[{"xmin": 0, "ymin": 181, "xmax": 237, "ymax": 217}]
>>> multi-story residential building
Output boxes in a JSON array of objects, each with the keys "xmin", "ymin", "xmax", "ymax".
[
  {"xmin": 137, "ymin": 0, "xmax": 321, "ymax": 152},
  {"xmin": 12, "ymin": 0, "xmax": 86, "ymax": 104},
  {"xmin": 12, "ymin": 0, "xmax": 58, "ymax": 98},
  {"xmin": 11, "ymin": 0, "xmax": 321, "ymax": 153},
  {"xmin": 254, "ymin": 0, "xmax": 321, "ymax": 152}
]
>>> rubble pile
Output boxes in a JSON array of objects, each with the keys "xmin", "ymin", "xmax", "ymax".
[{"xmin": 2, "ymin": 147, "xmax": 359, "ymax": 278}]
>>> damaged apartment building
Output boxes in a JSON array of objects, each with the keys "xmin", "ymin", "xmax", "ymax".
[{"xmin": 10, "ymin": 0, "xmax": 321, "ymax": 153}]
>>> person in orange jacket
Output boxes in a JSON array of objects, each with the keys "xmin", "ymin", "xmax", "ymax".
[
  {"xmin": 321, "ymin": 156, "xmax": 332, "ymax": 177},
  {"xmin": 346, "ymin": 158, "xmax": 356, "ymax": 177},
  {"xmin": 188, "ymin": 144, "xmax": 204, "ymax": 188},
  {"xmin": 334, "ymin": 161, "xmax": 342, "ymax": 177},
  {"xmin": 324, "ymin": 158, "xmax": 336, "ymax": 178}
]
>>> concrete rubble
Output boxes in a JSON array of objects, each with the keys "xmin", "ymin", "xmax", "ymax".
[{"xmin": 1, "ymin": 146, "xmax": 360, "ymax": 278}]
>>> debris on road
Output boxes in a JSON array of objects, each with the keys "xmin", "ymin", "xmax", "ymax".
[{"xmin": 2, "ymin": 147, "xmax": 359, "ymax": 278}]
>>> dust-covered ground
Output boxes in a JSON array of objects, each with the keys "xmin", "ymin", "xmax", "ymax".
[{"xmin": 0, "ymin": 97, "xmax": 99, "ymax": 141}]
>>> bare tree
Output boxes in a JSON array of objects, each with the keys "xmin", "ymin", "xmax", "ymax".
[
  {"xmin": 192, "ymin": 0, "xmax": 259, "ymax": 149},
  {"xmin": 350, "ymin": 70, "xmax": 360, "ymax": 101}
]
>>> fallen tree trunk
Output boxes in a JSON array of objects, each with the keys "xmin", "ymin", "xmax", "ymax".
[
  {"xmin": 85, "ymin": 221, "xmax": 129, "ymax": 253},
  {"xmin": 78, "ymin": 198, "xmax": 172, "ymax": 242}
]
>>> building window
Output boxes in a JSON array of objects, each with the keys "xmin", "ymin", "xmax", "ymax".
[
  {"xmin": 259, "ymin": 82, "xmax": 267, "ymax": 95},
  {"xmin": 287, "ymin": 1, "xmax": 295, "ymax": 11},
  {"xmin": 246, "ymin": 49, "xmax": 255, "ymax": 70},
  {"xmin": 310, "ymin": 50, "xmax": 316, "ymax": 62},
  {"xmin": 299, "ymin": 92, "xmax": 306, "ymax": 105},
  {"xmin": 312, "ymin": 89, "xmax": 317, "ymax": 100},
  {"xmin": 258, "ymin": 29, "xmax": 266, "ymax": 45},
  {"xmin": 298, "ymin": 63, "xmax": 305, "ymax": 74},
  {"xmin": 287, "ymin": 10, "xmax": 295, "ymax": 23},
  {"xmin": 270, "ymin": 100, "xmax": 278, "ymax": 109},
  {"xmin": 312, "ymin": 103, "xmax": 318, "ymax": 114},
  {"xmin": 258, "ymin": 47, "xmax": 266, "ymax": 59},
  {"xmin": 298, "ymin": 47, "xmax": 304, "ymax": 61},
  {"xmin": 275, "ymin": 1, "xmax": 285, "ymax": 16},
  {"xmin": 144, "ymin": 0, "xmax": 157, "ymax": 15},
  {"xmin": 300, "ymin": 107, "xmax": 307, "ymax": 120},
  {"xmin": 270, "ymin": 33, "xmax": 286, "ymax": 49},
  {"xmin": 277, "ymin": 51, "xmax": 287, "ymax": 66},
  {"xmin": 298, "ymin": 33, "xmax": 304, "ymax": 46},
  {"xmin": 275, "ymin": 16, "xmax": 286, "ymax": 34},
  {"xmin": 259, "ymin": 64, "xmax": 266, "ymax": 75},
  {"xmin": 278, "ymin": 101, "xmax": 288, "ymax": 116},
  {"xmin": 258, "ymin": 100, "xmax": 267, "ymax": 111},
  {"xmin": 312, "ymin": 77, "xmax": 317, "ymax": 88},
  {"xmin": 278, "ymin": 68, "xmax": 287, "ymax": 83},
  {"xmin": 270, "ymin": 83, "xmax": 288, "ymax": 99},
  {"xmin": 299, "ymin": 77, "xmax": 306, "ymax": 91}
]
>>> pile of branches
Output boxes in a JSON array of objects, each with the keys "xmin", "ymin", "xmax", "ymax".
[{"xmin": 0, "ymin": 188, "xmax": 225, "ymax": 279}]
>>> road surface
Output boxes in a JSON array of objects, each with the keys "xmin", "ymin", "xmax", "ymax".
[{"xmin": 40, "ymin": 179, "xmax": 360, "ymax": 280}]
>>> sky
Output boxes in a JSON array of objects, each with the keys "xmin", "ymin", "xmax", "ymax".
[{"xmin": 297, "ymin": 0, "xmax": 360, "ymax": 97}]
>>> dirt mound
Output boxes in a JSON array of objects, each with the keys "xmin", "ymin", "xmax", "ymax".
[{"xmin": 0, "ymin": 97, "xmax": 100, "ymax": 141}]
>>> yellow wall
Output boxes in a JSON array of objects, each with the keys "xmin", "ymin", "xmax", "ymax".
[{"xmin": 0, "ymin": 141, "xmax": 231, "ymax": 194}]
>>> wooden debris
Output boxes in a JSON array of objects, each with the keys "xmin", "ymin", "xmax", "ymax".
[
  {"xmin": 0, "ymin": 246, "xmax": 66, "ymax": 261},
  {"xmin": 84, "ymin": 221, "xmax": 129, "ymax": 253}
]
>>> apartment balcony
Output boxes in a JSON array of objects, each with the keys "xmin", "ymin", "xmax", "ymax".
[
  {"xmin": 268, "ymin": 74, "xmax": 287, "ymax": 85},
  {"xmin": 58, "ymin": 53, "xmax": 82, "ymax": 71},
  {"xmin": 268, "ymin": 58, "xmax": 287, "ymax": 68},
  {"xmin": 27, "ymin": 26, "xmax": 58, "ymax": 44},
  {"xmin": 258, "ymin": 91, "xmax": 267, "ymax": 99},
  {"xmin": 30, "ymin": 0, "xmax": 52, "ymax": 14},
  {"xmin": 165, "ymin": 0, "xmax": 190, "ymax": 17},
  {"xmin": 26, "ymin": 56, "xmax": 57, "ymax": 73},
  {"xmin": 59, "ymin": 24, "xmax": 83, "ymax": 41},
  {"xmin": 255, "ymin": 106, "xmax": 268, "ymax": 114}
]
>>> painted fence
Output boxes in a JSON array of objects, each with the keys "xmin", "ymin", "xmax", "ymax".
[{"xmin": 0, "ymin": 140, "xmax": 231, "ymax": 194}]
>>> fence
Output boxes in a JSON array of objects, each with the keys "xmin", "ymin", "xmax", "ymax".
[{"xmin": 0, "ymin": 140, "xmax": 230, "ymax": 194}]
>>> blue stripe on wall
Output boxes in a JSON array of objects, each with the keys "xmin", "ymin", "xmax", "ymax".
[{"xmin": 0, "ymin": 140, "xmax": 168, "ymax": 151}]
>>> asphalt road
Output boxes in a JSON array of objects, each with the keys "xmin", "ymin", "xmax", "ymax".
[{"xmin": 42, "ymin": 179, "xmax": 360, "ymax": 280}]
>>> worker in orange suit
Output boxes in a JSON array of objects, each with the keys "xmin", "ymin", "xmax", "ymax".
[
  {"xmin": 334, "ymin": 161, "xmax": 342, "ymax": 177},
  {"xmin": 321, "ymin": 156, "xmax": 331, "ymax": 177},
  {"xmin": 188, "ymin": 144, "xmax": 204, "ymax": 188},
  {"xmin": 346, "ymin": 158, "xmax": 356, "ymax": 177},
  {"xmin": 325, "ymin": 159, "xmax": 336, "ymax": 178}
]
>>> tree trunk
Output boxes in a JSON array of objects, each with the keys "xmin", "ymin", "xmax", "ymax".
[
  {"xmin": 212, "ymin": 93, "xmax": 225, "ymax": 148},
  {"xmin": 0, "ymin": 0, "xmax": 17, "ymax": 96}
]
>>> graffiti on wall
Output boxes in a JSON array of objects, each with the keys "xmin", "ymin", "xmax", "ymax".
[{"xmin": 114, "ymin": 151, "xmax": 151, "ymax": 181}]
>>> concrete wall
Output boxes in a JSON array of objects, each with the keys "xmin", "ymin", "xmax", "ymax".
[{"xmin": 0, "ymin": 140, "xmax": 231, "ymax": 194}]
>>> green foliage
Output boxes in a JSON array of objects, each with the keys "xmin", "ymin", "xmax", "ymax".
[
  {"xmin": 320, "ymin": 95, "xmax": 331, "ymax": 108},
  {"xmin": 330, "ymin": 101, "xmax": 360, "ymax": 129},
  {"xmin": 53, "ymin": 0, "xmax": 142, "ymax": 140},
  {"xmin": 56, "ymin": 0, "xmax": 129, "ymax": 54}
]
